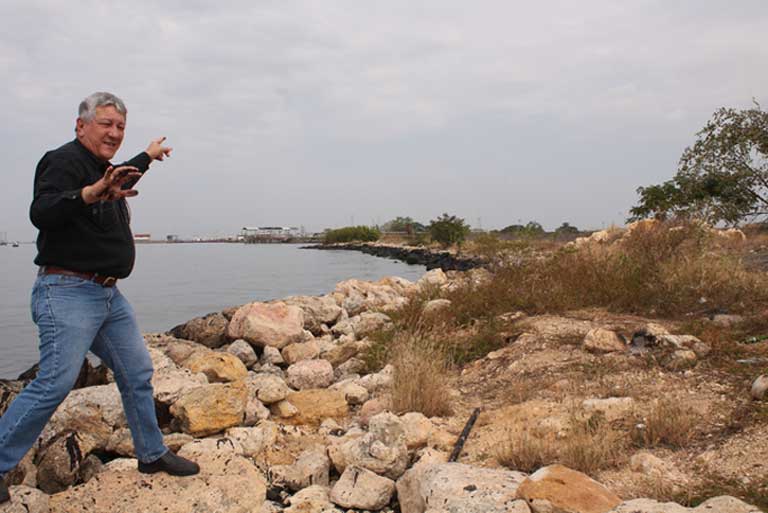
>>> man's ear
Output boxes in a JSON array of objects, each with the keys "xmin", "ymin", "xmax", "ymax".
[{"xmin": 75, "ymin": 117, "xmax": 85, "ymax": 135}]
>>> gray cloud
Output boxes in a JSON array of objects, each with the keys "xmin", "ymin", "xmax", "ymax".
[{"xmin": 1, "ymin": 0, "xmax": 767, "ymax": 240}]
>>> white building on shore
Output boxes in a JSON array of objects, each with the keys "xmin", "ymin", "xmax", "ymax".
[{"xmin": 241, "ymin": 226, "xmax": 300, "ymax": 239}]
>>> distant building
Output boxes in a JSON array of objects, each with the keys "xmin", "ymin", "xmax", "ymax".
[
  {"xmin": 241, "ymin": 226, "xmax": 300, "ymax": 239},
  {"xmin": 134, "ymin": 233, "xmax": 151, "ymax": 241},
  {"xmin": 166, "ymin": 234, "xmax": 180, "ymax": 242}
]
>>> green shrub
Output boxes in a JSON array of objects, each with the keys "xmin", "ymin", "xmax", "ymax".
[
  {"xmin": 323, "ymin": 225, "xmax": 381, "ymax": 244},
  {"xmin": 429, "ymin": 213, "xmax": 470, "ymax": 247}
]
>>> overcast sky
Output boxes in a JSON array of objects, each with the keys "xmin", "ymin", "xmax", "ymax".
[{"xmin": 1, "ymin": 1, "xmax": 767, "ymax": 240}]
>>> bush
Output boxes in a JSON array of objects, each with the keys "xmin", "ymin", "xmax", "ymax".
[
  {"xmin": 323, "ymin": 225, "xmax": 381, "ymax": 244},
  {"xmin": 429, "ymin": 213, "xmax": 470, "ymax": 247}
]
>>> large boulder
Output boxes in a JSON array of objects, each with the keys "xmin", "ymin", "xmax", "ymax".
[
  {"xmin": 47, "ymin": 442, "xmax": 267, "ymax": 513},
  {"xmin": 282, "ymin": 340, "xmax": 321, "ymax": 365},
  {"xmin": 1, "ymin": 485, "xmax": 49, "ymax": 513},
  {"xmin": 416, "ymin": 269, "xmax": 448, "ymax": 291},
  {"xmin": 184, "ymin": 351, "xmax": 248, "ymax": 383},
  {"xmin": 583, "ymin": 328, "xmax": 626, "ymax": 354},
  {"xmin": 284, "ymin": 485, "xmax": 336, "ymax": 513},
  {"xmin": 287, "ymin": 359, "xmax": 335, "ymax": 390},
  {"xmin": 283, "ymin": 295, "xmax": 343, "ymax": 334},
  {"xmin": 39, "ymin": 384, "xmax": 124, "ymax": 450},
  {"xmin": 226, "ymin": 422, "xmax": 278, "ymax": 458},
  {"xmin": 247, "ymin": 372, "xmax": 290, "ymax": 404},
  {"xmin": 329, "ymin": 412, "xmax": 409, "ymax": 480},
  {"xmin": 330, "ymin": 466, "xmax": 395, "ymax": 510},
  {"xmin": 170, "ymin": 382, "xmax": 248, "ymax": 436},
  {"xmin": 270, "ymin": 447, "xmax": 331, "ymax": 492},
  {"xmin": 333, "ymin": 279, "xmax": 407, "ymax": 316},
  {"xmin": 35, "ymin": 431, "xmax": 102, "ymax": 494},
  {"xmin": 516, "ymin": 464, "xmax": 621, "ymax": 513},
  {"xmin": 332, "ymin": 312, "xmax": 392, "ymax": 339},
  {"xmin": 227, "ymin": 302, "xmax": 305, "ymax": 349},
  {"xmin": 150, "ymin": 365, "xmax": 208, "ymax": 405},
  {"xmin": 396, "ymin": 462, "xmax": 528, "ymax": 513},
  {"xmin": 322, "ymin": 339, "xmax": 360, "ymax": 367},
  {"xmin": 400, "ymin": 412, "xmax": 434, "ymax": 450},
  {"xmin": 282, "ymin": 389, "xmax": 348, "ymax": 425},
  {"xmin": 169, "ymin": 312, "xmax": 229, "ymax": 348}
]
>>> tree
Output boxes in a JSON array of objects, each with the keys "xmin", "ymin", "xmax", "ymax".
[
  {"xmin": 500, "ymin": 221, "xmax": 545, "ymax": 237},
  {"xmin": 428, "ymin": 213, "xmax": 470, "ymax": 247},
  {"xmin": 554, "ymin": 222, "xmax": 579, "ymax": 235},
  {"xmin": 382, "ymin": 216, "xmax": 427, "ymax": 234},
  {"xmin": 630, "ymin": 102, "xmax": 768, "ymax": 225}
]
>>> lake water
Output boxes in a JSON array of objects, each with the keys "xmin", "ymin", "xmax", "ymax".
[{"xmin": 0, "ymin": 243, "xmax": 425, "ymax": 379}]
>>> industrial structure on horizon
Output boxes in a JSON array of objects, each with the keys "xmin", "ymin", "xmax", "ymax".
[{"xmin": 240, "ymin": 226, "xmax": 302, "ymax": 241}]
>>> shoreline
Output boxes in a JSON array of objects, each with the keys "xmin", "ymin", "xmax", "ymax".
[{"xmin": 302, "ymin": 242, "xmax": 485, "ymax": 271}]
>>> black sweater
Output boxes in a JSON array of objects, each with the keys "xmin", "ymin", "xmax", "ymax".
[{"xmin": 30, "ymin": 139, "xmax": 152, "ymax": 279}]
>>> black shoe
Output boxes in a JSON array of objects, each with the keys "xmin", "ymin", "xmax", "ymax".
[
  {"xmin": 138, "ymin": 451, "xmax": 200, "ymax": 476},
  {"xmin": 0, "ymin": 479, "xmax": 9, "ymax": 504}
]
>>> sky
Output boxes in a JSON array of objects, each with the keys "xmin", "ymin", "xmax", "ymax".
[{"xmin": 1, "ymin": 0, "xmax": 767, "ymax": 240}]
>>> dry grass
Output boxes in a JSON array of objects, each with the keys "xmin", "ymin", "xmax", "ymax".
[
  {"xmin": 631, "ymin": 399, "xmax": 699, "ymax": 449},
  {"xmin": 647, "ymin": 470, "xmax": 768, "ymax": 510},
  {"xmin": 390, "ymin": 333, "xmax": 453, "ymax": 417},
  {"xmin": 559, "ymin": 413, "xmax": 628, "ymax": 475},
  {"xmin": 497, "ymin": 412, "xmax": 626, "ymax": 476},
  {"xmin": 495, "ymin": 428, "xmax": 558, "ymax": 473},
  {"xmin": 439, "ymin": 220, "xmax": 768, "ymax": 322}
]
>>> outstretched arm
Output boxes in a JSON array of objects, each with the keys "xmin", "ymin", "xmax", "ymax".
[{"xmin": 122, "ymin": 137, "xmax": 173, "ymax": 189}]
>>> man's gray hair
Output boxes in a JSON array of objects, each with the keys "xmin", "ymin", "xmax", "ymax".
[{"xmin": 78, "ymin": 92, "xmax": 127, "ymax": 122}]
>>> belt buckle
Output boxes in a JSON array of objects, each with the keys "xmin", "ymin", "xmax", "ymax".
[{"xmin": 101, "ymin": 276, "xmax": 117, "ymax": 287}]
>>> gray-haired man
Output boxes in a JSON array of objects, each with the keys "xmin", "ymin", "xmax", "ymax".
[{"xmin": 0, "ymin": 92, "xmax": 198, "ymax": 505}]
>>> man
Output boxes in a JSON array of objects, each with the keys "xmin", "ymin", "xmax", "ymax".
[{"xmin": 0, "ymin": 92, "xmax": 198, "ymax": 505}]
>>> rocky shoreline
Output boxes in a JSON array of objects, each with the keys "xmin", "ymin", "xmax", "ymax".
[
  {"xmin": 302, "ymin": 242, "xmax": 485, "ymax": 271},
  {"xmin": 0, "ymin": 267, "xmax": 764, "ymax": 513}
]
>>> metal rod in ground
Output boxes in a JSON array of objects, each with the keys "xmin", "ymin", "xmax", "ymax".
[{"xmin": 448, "ymin": 407, "xmax": 481, "ymax": 462}]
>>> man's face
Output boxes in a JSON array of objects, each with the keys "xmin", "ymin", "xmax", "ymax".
[{"xmin": 76, "ymin": 105, "xmax": 126, "ymax": 161}]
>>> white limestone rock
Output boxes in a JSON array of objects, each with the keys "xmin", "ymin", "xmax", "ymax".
[
  {"xmin": 330, "ymin": 466, "xmax": 395, "ymax": 511},
  {"xmin": 287, "ymin": 359, "xmax": 335, "ymax": 390}
]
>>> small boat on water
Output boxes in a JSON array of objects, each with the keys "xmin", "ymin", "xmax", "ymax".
[{"xmin": 11, "ymin": 241, "xmax": 19, "ymax": 247}]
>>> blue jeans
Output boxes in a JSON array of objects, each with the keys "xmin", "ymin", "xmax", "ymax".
[{"xmin": 0, "ymin": 274, "xmax": 167, "ymax": 475}]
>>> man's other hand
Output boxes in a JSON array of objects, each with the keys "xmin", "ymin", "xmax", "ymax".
[
  {"xmin": 81, "ymin": 165, "xmax": 142, "ymax": 204},
  {"xmin": 146, "ymin": 136, "xmax": 172, "ymax": 161}
]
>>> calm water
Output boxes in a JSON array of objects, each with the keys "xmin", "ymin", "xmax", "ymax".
[{"xmin": 0, "ymin": 243, "xmax": 425, "ymax": 379}]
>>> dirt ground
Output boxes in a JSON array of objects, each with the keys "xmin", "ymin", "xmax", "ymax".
[{"xmin": 433, "ymin": 309, "xmax": 768, "ymax": 506}]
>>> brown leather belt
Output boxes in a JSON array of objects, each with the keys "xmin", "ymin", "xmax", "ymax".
[{"xmin": 39, "ymin": 266, "xmax": 118, "ymax": 287}]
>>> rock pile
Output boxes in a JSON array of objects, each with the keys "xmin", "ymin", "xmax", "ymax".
[{"xmin": 0, "ymin": 267, "xmax": 761, "ymax": 513}]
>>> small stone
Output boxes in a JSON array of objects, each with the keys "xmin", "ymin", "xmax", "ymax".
[
  {"xmin": 261, "ymin": 346, "xmax": 285, "ymax": 366},
  {"xmin": 662, "ymin": 349, "xmax": 698, "ymax": 371},
  {"xmin": 271, "ymin": 400, "xmax": 299, "ymax": 418},
  {"xmin": 226, "ymin": 339, "xmax": 259, "ymax": 368},
  {"xmin": 752, "ymin": 375, "xmax": 768, "ymax": 401},
  {"xmin": 331, "ymin": 380, "xmax": 369, "ymax": 405}
]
